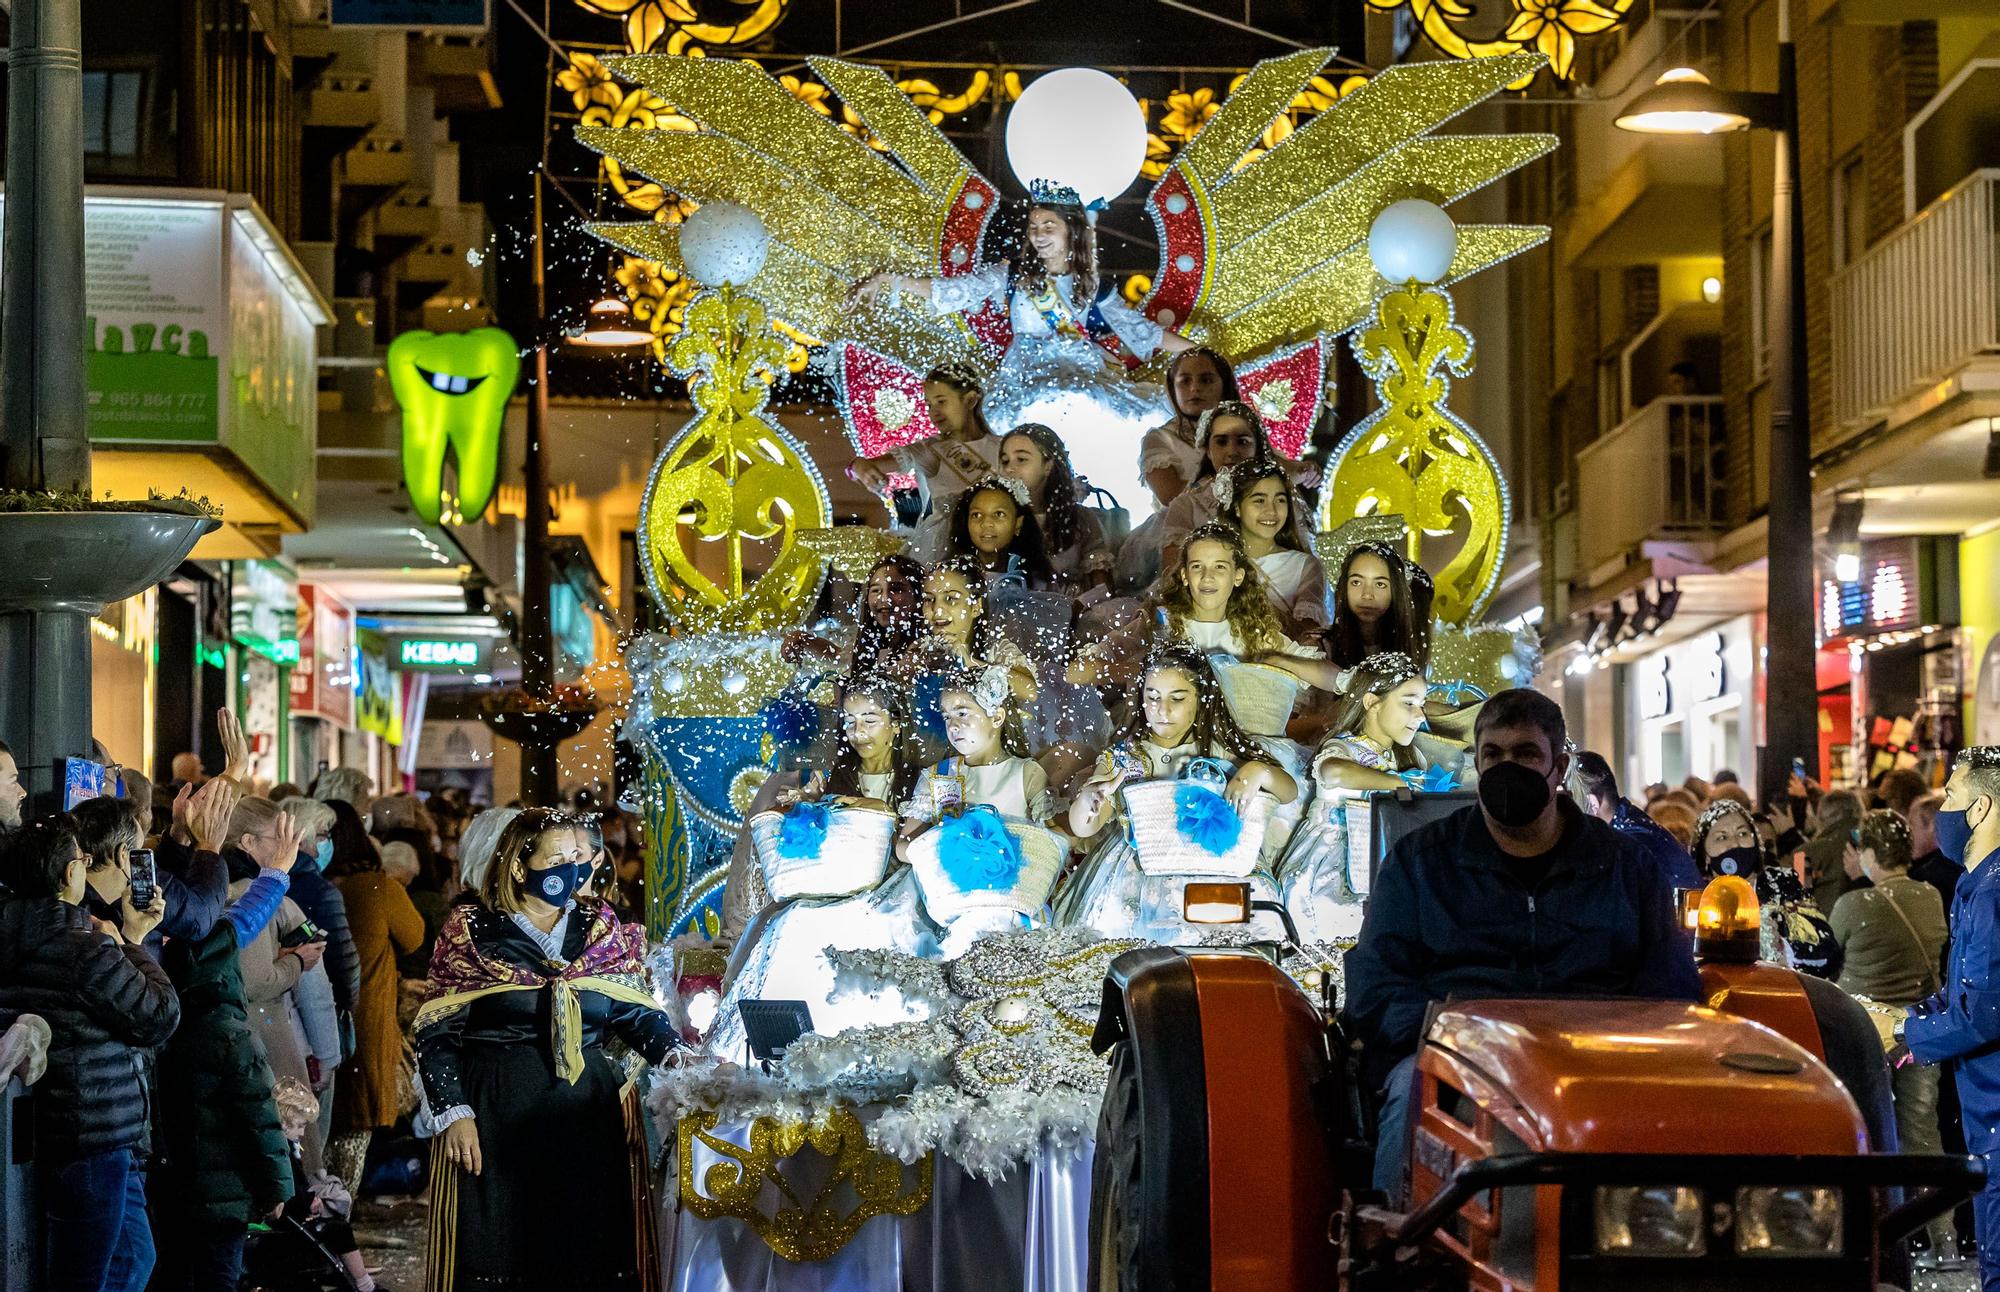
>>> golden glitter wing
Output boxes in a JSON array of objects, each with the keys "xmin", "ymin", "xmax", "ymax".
[
  {"xmin": 1139, "ymin": 48, "xmax": 1558, "ymax": 360},
  {"xmin": 576, "ymin": 55, "xmax": 985, "ymax": 371}
]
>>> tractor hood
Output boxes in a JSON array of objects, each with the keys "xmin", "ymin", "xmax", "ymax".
[{"xmin": 1428, "ymin": 999, "xmax": 1867, "ymax": 1156}]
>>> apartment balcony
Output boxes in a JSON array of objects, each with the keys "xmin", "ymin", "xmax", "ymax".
[
  {"xmin": 1574, "ymin": 396, "xmax": 1727, "ymax": 590},
  {"xmin": 418, "ymin": 36, "xmax": 502, "ymax": 113},
  {"xmin": 374, "ymin": 194, "xmax": 441, "ymax": 266},
  {"xmin": 1829, "ymin": 168, "xmax": 2000, "ymax": 440},
  {"xmin": 1560, "ymin": 10, "xmax": 1723, "ymax": 268},
  {"xmin": 339, "ymin": 135, "xmax": 411, "ymax": 228}
]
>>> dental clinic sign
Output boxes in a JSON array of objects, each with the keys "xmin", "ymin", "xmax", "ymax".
[{"xmin": 0, "ymin": 186, "xmax": 331, "ymax": 520}]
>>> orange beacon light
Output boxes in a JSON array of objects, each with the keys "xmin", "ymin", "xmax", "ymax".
[{"xmin": 1692, "ymin": 875, "xmax": 1761, "ymax": 964}]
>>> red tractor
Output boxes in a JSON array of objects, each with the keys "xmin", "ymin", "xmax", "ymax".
[{"xmin": 1087, "ymin": 873, "xmax": 1982, "ymax": 1290}]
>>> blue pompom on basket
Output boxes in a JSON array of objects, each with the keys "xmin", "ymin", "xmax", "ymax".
[
  {"xmin": 749, "ymin": 803, "xmax": 896, "ymax": 901},
  {"xmin": 1121, "ymin": 761, "xmax": 1269, "ymax": 878}
]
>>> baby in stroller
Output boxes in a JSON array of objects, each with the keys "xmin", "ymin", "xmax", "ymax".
[{"xmin": 242, "ymin": 1077, "xmax": 395, "ymax": 1292}]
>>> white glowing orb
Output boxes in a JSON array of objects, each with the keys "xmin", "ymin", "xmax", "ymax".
[
  {"xmin": 677, "ymin": 200, "xmax": 769, "ymax": 286},
  {"xmin": 1368, "ymin": 199, "xmax": 1458, "ymax": 284},
  {"xmin": 1006, "ymin": 68, "xmax": 1148, "ymax": 207},
  {"xmin": 1012, "ymin": 388, "xmax": 1162, "ymax": 519}
]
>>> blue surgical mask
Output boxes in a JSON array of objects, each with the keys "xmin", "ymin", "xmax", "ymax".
[
  {"xmin": 530, "ymin": 860, "xmax": 584, "ymax": 908},
  {"xmin": 1936, "ymin": 799, "xmax": 1991, "ymax": 865},
  {"xmin": 315, "ymin": 839, "xmax": 334, "ymax": 870}
]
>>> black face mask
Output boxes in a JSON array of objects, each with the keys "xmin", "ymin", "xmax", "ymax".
[
  {"xmin": 1709, "ymin": 845, "xmax": 1763, "ymax": 878},
  {"xmin": 1479, "ymin": 760, "xmax": 1553, "ymax": 829}
]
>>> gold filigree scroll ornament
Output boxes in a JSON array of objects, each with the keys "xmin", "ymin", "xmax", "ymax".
[
  {"xmin": 638, "ymin": 288, "xmax": 829, "ymax": 633},
  {"xmin": 1317, "ymin": 283, "xmax": 1510, "ymax": 626},
  {"xmin": 678, "ymin": 1106, "xmax": 933, "ymax": 1263}
]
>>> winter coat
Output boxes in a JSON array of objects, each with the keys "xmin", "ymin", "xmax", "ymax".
[
  {"xmin": 143, "ymin": 837, "xmax": 230, "ymax": 959},
  {"xmin": 1345, "ymin": 797, "xmax": 1702, "ymax": 1082},
  {"xmin": 1905, "ymin": 845, "xmax": 2000, "ymax": 1154},
  {"xmin": 333, "ymin": 869, "xmax": 423, "ymax": 1130},
  {"xmin": 0, "ymin": 891, "xmax": 180, "ymax": 1161},
  {"xmin": 156, "ymin": 921, "xmax": 293, "ymax": 1223},
  {"xmin": 285, "ymin": 857, "xmax": 361, "ymax": 1014},
  {"xmin": 1831, "ymin": 874, "xmax": 1947, "ymax": 1006}
]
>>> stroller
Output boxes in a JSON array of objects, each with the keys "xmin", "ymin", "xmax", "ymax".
[{"xmin": 241, "ymin": 1210, "xmax": 361, "ymax": 1291}]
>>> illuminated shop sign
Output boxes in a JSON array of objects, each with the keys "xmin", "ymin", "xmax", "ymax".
[
  {"xmin": 397, "ymin": 637, "xmax": 486, "ymax": 670},
  {"xmin": 1817, "ymin": 536, "xmax": 1959, "ymax": 644}
]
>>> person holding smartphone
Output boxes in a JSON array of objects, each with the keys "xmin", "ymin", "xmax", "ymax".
[{"xmin": 0, "ymin": 816, "xmax": 178, "ymax": 1292}]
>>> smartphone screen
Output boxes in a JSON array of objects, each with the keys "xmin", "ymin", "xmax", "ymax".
[{"xmin": 127, "ymin": 849, "xmax": 157, "ymax": 911}]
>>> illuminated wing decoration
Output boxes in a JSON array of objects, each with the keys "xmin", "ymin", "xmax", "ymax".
[
  {"xmin": 578, "ymin": 50, "xmax": 1555, "ymax": 458},
  {"xmin": 1138, "ymin": 48, "xmax": 1554, "ymax": 357},
  {"xmin": 577, "ymin": 54, "xmax": 1005, "ymax": 375}
]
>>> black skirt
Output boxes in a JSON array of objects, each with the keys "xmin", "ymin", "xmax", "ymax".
[{"xmin": 427, "ymin": 1040, "xmax": 643, "ymax": 1291}]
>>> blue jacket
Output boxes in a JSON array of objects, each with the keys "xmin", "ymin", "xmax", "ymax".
[
  {"xmin": 284, "ymin": 858, "xmax": 361, "ymax": 1014},
  {"xmin": 1610, "ymin": 799, "xmax": 1704, "ymax": 894},
  {"xmin": 1345, "ymin": 797, "xmax": 1702, "ymax": 1077},
  {"xmin": 1904, "ymin": 847, "xmax": 2000, "ymax": 1152}
]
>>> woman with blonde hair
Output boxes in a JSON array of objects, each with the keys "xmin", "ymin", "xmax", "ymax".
[{"xmin": 416, "ymin": 807, "xmax": 680, "ymax": 1290}]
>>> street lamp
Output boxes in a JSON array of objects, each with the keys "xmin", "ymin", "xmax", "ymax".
[
  {"xmin": 1616, "ymin": 13, "xmax": 1813, "ymax": 809},
  {"xmin": 569, "ymin": 297, "xmax": 653, "ymax": 349}
]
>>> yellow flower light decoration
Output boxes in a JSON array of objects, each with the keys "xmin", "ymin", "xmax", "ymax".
[
  {"xmin": 583, "ymin": 86, "xmax": 699, "ymax": 221},
  {"xmin": 572, "ymin": 0, "xmax": 789, "ymax": 54},
  {"xmin": 557, "ymin": 52, "xmax": 623, "ymax": 111},
  {"xmin": 1363, "ymin": 0, "xmax": 1634, "ymax": 82}
]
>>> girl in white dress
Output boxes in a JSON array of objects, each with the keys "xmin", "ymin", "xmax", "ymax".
[
  {"xmin": 710, "ymin": 678, "xmax": 941, "ymax": 1060},
  {"xmin": 897, "ymin": 555, "xmax": 1038, "ymax": 704},
  {"xmin": 997, "ymin": 422, "xmax": 1113, "ymax": 592},
  {"xmin": 1122, "ymin": 400, "xmax": 1272, "ymax": 592},
  {"xmin": 1218, "ymin": 455, "xmax": 1329, "ymax": 642},
  {"xmin": 897, "ymin": 664, "xmax": 1056, "ymax": 855},
  {"xmin": 940, "ymin": 474, "xmax": 1058, "ymax": 591},
  {"xmin": 1274, "ymin": 652, "xmax": 1435, "ymax": 946},
  {"xmin": 853, "ymin": 184, "xmax": 1194, "ymax": 429},
  {"xmin": 1138, "ymin": 346, "xmax": 1239, "ymax": 509},
  {"xmin": 1055, "ymin": 644, "xmax": 1297, "ymax": 942},
  {"xmin": 846, "ymin": 361, "xmax": 1005, "ymax": 562}
]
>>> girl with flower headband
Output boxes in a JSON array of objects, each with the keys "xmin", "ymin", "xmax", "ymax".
[
  {"xmin": 1054, "ymin": 644, "xmax": 1298, "ymax": 941},
  {"xmin": 1140, "ymin": 346, "xmax": 1240, "ymax": 508},
  {"xmin": 1275, "ymin": 652, "xmax": 1447, "ymax": 945},
  {"xmin": 998, "ymin": 422, "xmax": 1114, "ymax": 591},
  {"xmin": 1692, "ymin": 797, "xmax": 1841, "ymax": 979},
  {"xmin": 898, "ymin": 554, "xmax": 1038, "ymax": 704},
  {"xmin": 943, "ymin": 473, "xmax": 1057, "ymax": 589},
  {"xmin": 1261, "ymin": 539, "xmax": 1431, "ymax": 704},
  {"xmin": 1218, "ymin": 454, "xmax": 1327, "ymax": 640},
  {"xmin": 709, "ymin": 674, "xmax": 944, "ymax": 1066},
  {"xmin": 897, "ymin": 663, "xmax": 1055, "ymax": 862},
  {"xmin": 846, "ymin": 362, "xmax": 1005, "ymax": 562},
  {"xmin": 1118, "ymin": 400, "xmax": 1273, "ymax": 593},
  {"xmin": 851, "ymin": 184, "xmax": 1194, "ymax": 432}
]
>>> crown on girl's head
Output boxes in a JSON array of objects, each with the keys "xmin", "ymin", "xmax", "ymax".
[{"xmin": 1028, "ymin": 178, "xmax": 1084, "ymax": 208}]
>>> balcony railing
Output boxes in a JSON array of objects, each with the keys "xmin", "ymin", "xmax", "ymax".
[
  {"xmin": 1830, "ymin": 168, "xmax": 2000, "ymax": 433},
  {"xmin": 1575, "ymin": 397, "xmax": 1726, "ymax": 579}
]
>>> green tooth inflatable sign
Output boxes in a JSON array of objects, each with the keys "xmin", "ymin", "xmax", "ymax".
[{"xmin": 388, "ymin": 328, "xmax": 521, "ymax": 525}]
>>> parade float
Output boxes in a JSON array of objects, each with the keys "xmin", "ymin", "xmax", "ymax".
[{"xmin": 580, "ymin": 43, "xmax": 1552, "ymax": 1287}]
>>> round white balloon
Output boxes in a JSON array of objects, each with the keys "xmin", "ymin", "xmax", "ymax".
[
  {"xmin": 1368, "ymin": 199, "xmax": 1459, "ymax": 284},
  {"xmin": 1006, "ymin": 68, "xmax": 1148, "ymax": 207},
  {"xmin": 678, "ymin": 200, "xmax": 770, "ymax": 286}
]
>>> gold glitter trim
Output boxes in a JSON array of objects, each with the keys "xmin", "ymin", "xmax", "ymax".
[
  {"xmin": 639, "ymin": 287, "xmax": 830, "ymax": 632},
  {"xmin": 1317, "ymin": 283, "xmax": 1509, "ymax": 623},
  {"xmin": 677, "ymin": 1107, "xmax": 934, "ymax": 1263},
  {"xmin": 809, "ymin": 57, "xmax": 971, "ymax": 198}
]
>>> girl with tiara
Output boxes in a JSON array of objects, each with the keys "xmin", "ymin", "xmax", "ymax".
[
  {"xmin": 941, "ymin": 474, "xmax": 1057, "ymax": 590},
  {"xmin": 1119, "ymin": 400, "xmax": 1269, "ymax": 592},
  {"xmin": 1054, "ymin": 644, "xmax": 1298, "ymax": 941},
  {"xmin": 998, "ymin": 422, "xmax": 1114, "ymax": 592},
  {"xmin": 711, "ymin": 676, "xmax": 940, "ymax": 1062},
  {"xmin": 1275, "ymin": 652, "xmax": 1437, "ymax": 946},
  {"xmin": 1221, "ymin": 455, "xmax": 1328, "ymax": 641},
  {"xmin": 1260, "ymin": 540, "xmax": 1431, "ymax": 698},
  {"xmin": 899, "ymin": 555, "xmax": 1038, "ymax": 703},
  {"xmin": 846, "ymin": 362, "xmax": 1004, "ymax": 562},
  {"xmin": 1139, "ymin": 346, "xmax": 1238, "ymax": 508},
  {"xmin": 898, "ymin": 664, "xmax": 1056, "ymax": 852},
  {"xmin": 853, "ymin": 183, "xmax": 1194, "ymax": 430},
  {"xmin": 781, "ymin": 553, "xmax": 926, "ymax": 685}
]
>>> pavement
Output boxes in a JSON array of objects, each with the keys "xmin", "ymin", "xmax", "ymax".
[{"xmin": 352, "ymin": 1196, "xmax": 429, "ymax": 1292}]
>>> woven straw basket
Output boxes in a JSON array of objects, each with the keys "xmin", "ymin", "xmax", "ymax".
[
  {"xmin": 1121, "ymin": 778, "xmax": 1272, "ymax": 878},
  {"xmin": 750, "ymin": 805, "xmax": 896, "ymax": 901},
  {"xmin": 1207, "ymin": 657, "xmax": 1303, "ymax": 737},
  {"xmin": 906, "ymin": 809, "xmax": 1069, "ymax": 926}
]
